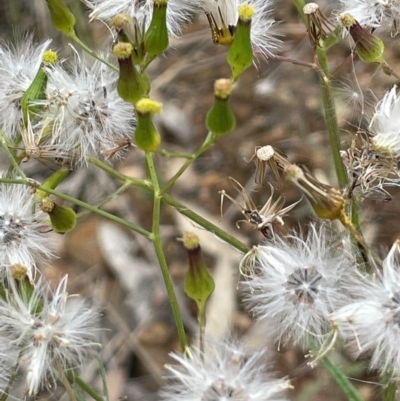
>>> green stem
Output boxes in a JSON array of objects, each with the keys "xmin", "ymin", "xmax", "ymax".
[
  {"xmin": 145, "ymin": 153, "xmax": 188, "ymax": 351},
  {"xmin": 162, "ymin": 194, "xmax": 250, "ymax": 254},
  {"xmin": 160, "ymin": 132, "xmax": 215, "ymax": 196},
  {"xmin": 155, "ymin": 148, "xmax": 193, "ymax": 159},
  {"xmin": 0, "ymin": 178, "xmax": 152, "ymax": 238},
  {"xmin": 76, "ymin": 182, "xmax": 131, "ymax": 219},
  {"xmin": 321, "ymin": 357, "xmax": 364, "ymax": 401},
  {"xmin": 316, "ymin": 49, "xmax": 348, "ymax": 188},
  {"xmin": 73, "ymin": 375, "xmax": 105, "ymax": 401},
  {"xmin": 87, "ymin": 157, "xmax": 152, "ymax": 191},
  {"xmin": 0, "ymin": 360, "xmax": 19, "ymax": 401},
  {"xmin": 293, "ymin": 0, "xmax": 306, "ymax": 24},
  {"xmin": 88, "ymin": 157, "xmax": 250, "ymax": 253},
  {"xmin": 0, "ymin": 135, "xmax": 26, "ymax": 178},
  {"xmin": 382, "ymin": 378, "xmax": 397, "ymax": 401},
  {"xmin": 69, "ymin": 33, "xmax": 118, "ymax": 72}
]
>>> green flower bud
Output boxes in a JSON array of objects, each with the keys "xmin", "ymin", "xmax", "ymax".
[
  {"xmin": 206, "ymin": 79, "xmax": 236, "ymax": 136},
  {"xmin": 35, "ymin": 167, "xmax": 70, "ymax": 201},
  {"xmin": 227, "ymin": 3, "xmax": 254, "ymax": 82},
  {"xmin": 182, "ymin": 232, "xmax": 215, "ymax": 316},
  {"xmin": 145, "ymin": 0, "xmax": 169, "ymax": 58},
  {"xmin": 44, "ymin": 201, "xmax": 77, "ymax": 233},
  {"xmin": 45, "ymin": 0, "xmax": 76, "ymax": 37},
  {"xmin": 134, "ymin": 98, "xmax": 162, "ymax": 152},
  {"xmin": 113, "ymin": 42, "xmax": 150, "ymax": 104},
  {"xmin": 21, "ymin": 50, "xmax": 58, "ymax": 124},
  {"xmin": 340, "ymin": 13, "xmax": 385, "ymax": 64}
]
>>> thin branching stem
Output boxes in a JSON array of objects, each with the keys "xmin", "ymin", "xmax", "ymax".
[{"xmin": 145, "ymin": 152, "xmax": 188, "ymax": 351}]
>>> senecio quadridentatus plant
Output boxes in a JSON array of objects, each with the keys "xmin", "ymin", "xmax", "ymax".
[{"xmin": 2, "ymin": 0, "xmax": 400, "ymax": 400}]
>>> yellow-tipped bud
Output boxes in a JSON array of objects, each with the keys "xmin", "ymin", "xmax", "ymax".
[
  {"xmin": 42, "ymin": 50, "xmax": 58, "ymax": 64},
  {"xmin": 285, "ymin": 164, "xmax": 346, "ymax": 221},
  {"xmin": 206, "ymin": 79, "xmax": 236, "ymax": 136},
  {"xmin": 227, "ymin": 4, "xmax": 254, "ymax": 82},
  {"xmin": 134, "ymin": 98, "xmax": 162, "ymax": 152},
  {"xmin": 113, "ymin": 42, "xmax": 150, "ymax": 104},
  {"xmin": 11, "ymin": 264, "xmax": 28, "ymax": 281},
  {"xmin": 40, "ymin": 197, "xmax": 55, "ymax": 213},
  {"xmin": 182, "ymin": 232, "xmax": 215, "ymax": 315},
  {"xmin": 340, "ymin": 13, "xmax": 385, "ymax": 64}
]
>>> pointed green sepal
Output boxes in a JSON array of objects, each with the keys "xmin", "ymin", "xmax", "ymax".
[
  {"xmin": 206, "ymin": 79, "xmax": 236, "ymax": 136},
  {"xmin": 114, "ymin": 42, "xmax": 150, "ymax": 104},
  {"xmin": 182, "ymin": 232, "xmax": 215, "ymax": 314},
  {"xmin": 145, "ymin": 0, "xmax": 169, "ymax": 58},
  {"xmin": 21, "ymin": 67, "xmax": 48, "ymax": 125},
  {"xmin": 227, "ymin": 3, "xmax": 254, "ymax": 82},
  {"xmin": 134, "ymin": 98, "xmax": 162, "ymax": 152},
  {"xmin": 45, "ymin": 0, "xmax": 76, "ymax": 38}
]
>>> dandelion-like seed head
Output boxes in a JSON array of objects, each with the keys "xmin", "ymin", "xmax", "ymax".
[
  {"xmin": 369, "ymin": 85, "xmax": 400, "ymax": 158},
  {"xmin": 84, "ymin": 0, "xmax": 196, "ymax": 37},
  {"xmin": 35, "ymin": 59, "xmax": 135, "ymax": 164},
  {"xmin": 0, "ymin": 37, "xmax": 50, "ymax": 140},
  {"xmin": 339, "ymin": 0, "xmax": 400, "ymax": 35},
  {"xmin": 161, "ymin": 339, "xmax": 290, "ymax": 401},
  {"xmin": 341, "ymin": 131, "xmax": 400, "ymax": 201},
  {"xmin": 0, "ymin": 276, "xmax": 99, "ymax": 396},
  {"xmin": 199, "ymin": 0, "xmax": 281, "ymax": 57},
  {"xmin": 331, "ymin": 240, "xmax": 400, "ymax": 374},
  {"xmin": 0, "ymin": 181, "xmax": 52, "ymax": 279},
  {"xmin": 242, "ymin": 224, "xmax": 357, "ymax": 346}
]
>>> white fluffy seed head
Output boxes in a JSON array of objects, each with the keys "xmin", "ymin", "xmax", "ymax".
[
  {"xmin": 0, "ymin": 36, "xmax": 50, "ymax": 140},
  {"xmin": 0, "ymin": 180, "xmax": 52, "ymax": 279},
  {"xmin": 161, "ymin": 339, "xmax": 290, "ymax": 401},
  {"xmin": 331, "ymin": 240, "xmax": 400, "ymax": 374},
  {"xmin": 0, "ymin": 276, "xmax": 99, "ymax": 396},
  {"xmin": 85, "ymin": 0, "xmax": 196, "ymax": 37},
  {"xmin": 241, "ymin": 224, "xmax": 358, "ymax": 346},
  {"xmin": 198, "ymin": 0, "xmax": 282, "ymax": 57},
  {"xmin": 339, "ymin": 0, "xmax": 400, "ymax": 34},
  {"xmin": 34, "ymin": 59, "xmax": 135, "ymax": 164},
  {"xmin": 370, "ymin": 86, "xmax": 400, "ymax": 158}
]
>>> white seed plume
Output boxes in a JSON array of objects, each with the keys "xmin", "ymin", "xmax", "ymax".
[
  {"xmin": 331, "ymin": 240, "xmax": 400, "ymax": 374},
  {"xmin": 0, "ymin": 276, "xmax": 99, "ymax": 396},
  {"xmin": 161, "ymin": 339, "xmax": 290, "ymax": 401},
  {"xmin": 241, "ymin": 224, "xmax": 357, "ymax": 346},
  {"xmin": 339, "ymin": 0, "xmax": 400, "ymax": 34},
  {"xmin": 370, "ymin": 85, "xmax": 400, "ymax": 158},
  {"xmin": 35, "ymin": 59, "xmax": 135, "ymax": 164},
  {"xmin": 198, "ymin": 0, "xmax": 282, "ymax": 57},
  {"xmin": 0, "ymin": 36, "xmax": 50, "ymax": 140},
  {"xmin": 0, "ymin": 180, "xmax": 52, "ymax": 279},
  {"xmin": 83, "ymin": 0, "xmax": 196, "ymax": 37}
]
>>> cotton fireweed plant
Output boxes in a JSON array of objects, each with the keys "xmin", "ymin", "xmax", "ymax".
[{"xmin": 1, "ymin": 0, "xmax": 400, "ymax": 400}]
